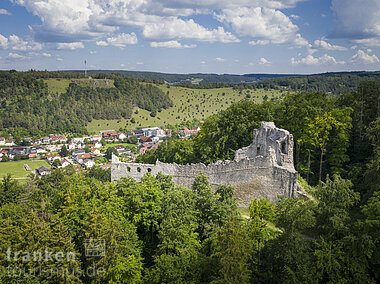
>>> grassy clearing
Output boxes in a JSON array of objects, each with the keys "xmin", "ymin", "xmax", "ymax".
[
  {"xmin": 87, "ymin": 85, "xmax": 284, "ymax": 133},
  {"xmin": 44, "ymin": 78, "xmax": 114, "ymax": 94},
  {"xmin": 0, "ymin": 160, "xmax": 50, "ymax": 179},
  {"xmin": 101, "ymin": 142, "xmax": 138, "ymax": 151}
]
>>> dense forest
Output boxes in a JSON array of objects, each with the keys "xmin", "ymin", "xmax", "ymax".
[
  {"xmin": 76, "ymin": 70, "xmax": 293, "ymax": 84},
  {"xmin": 0, "ymin": 71, "xmax": 172, "ymax": 139},
  {"xmin": 178, "ymin": 71, "xmax": 380, "ymax": 95}
]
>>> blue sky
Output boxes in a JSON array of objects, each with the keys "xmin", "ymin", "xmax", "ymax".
[{"xmin": 0, "ymin": 0, "xmax": 379, "ymax": 74}]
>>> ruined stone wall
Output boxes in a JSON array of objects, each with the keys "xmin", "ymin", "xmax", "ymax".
[{"xmin": 111, "ymin": 122, "xmax": 298, "ymax": 208}]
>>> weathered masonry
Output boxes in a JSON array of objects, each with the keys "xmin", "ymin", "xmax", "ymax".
[{"xmin": 111, "ymin": 122, "xmax": 298, "ymax": 208}]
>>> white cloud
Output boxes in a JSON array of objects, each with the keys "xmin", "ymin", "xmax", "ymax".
[
  {"xmin": 57, "ymin": 42, "xmax": 85, "ymax": 50},
  {"xmin": 0, "ymin": 34, "xmax": 8, "ymax": 49},
  {"xmin": 215, "ymin": 7, "xmax": 308, "ymax": 46},
  {"xmin": 330, "ymin": 0, "xmax": 380, "ymax": 39},
  {"xmin": 215, "ymin": 57, "xmax": 225, "ymax": 62},
  {"xmin": 96, "ymin": 33, "xmax": 138, "ymax": 48},
  {"xmin": 8, "ymin": 52, "xmax": 28, "ymax": 59},
  {"xmin": 291, "ymin": 54, "xmax": 345, "ymax": 65},
  {"xmin": 56, "ymin": 57, "xmax": 63, "ymax": 61},
  {"xmin": 150, "ymin": 40, "xmax": 196, "ymax": 48},
  {"xmin": 259, "ymin": 57, "xmax": 270, "ymax": 64},
  {"xmin": 0, "ymin": 9, "xmax": 11, "ymax": 15},
  {"xmin": 367, "ymin": 49, "xmax": 372, "ymax": 53},
  {"xmin": 201, "ymin": 60, "xmax": 206, "ymax": 64},
  {"xmin": 351, "ymin": 45, "xmax": 357, "ymax": 49},
  {"xmin": 290, "ymin": 14, "xmax": 300, "ymax": 20},
  {"xmin": 0, "ymin": 34, "xmax": 42, "ymax": 51},
  {"xmin": 142, "ymin": 18, "xmax": 239, "ymax": 43},
  {"xmin": 90, "ymin": 50, "xmax": 97, "ymax": 54},
  {"xmin": 351, "ymin": 50, "xmax": 380, "ymax": 64},
  {"xmin": 12, "ymin": 0, "xmax": 312, "ymax": 48},
  {"xmin": 42, "ymin": 52, "xmax": 51, "ymax": 57},
  {"xmin": 313, "ymin": 39, "xmax": 347, "ymax": 51},
  {"xmin": 136, "ymin": 62, "xmax": 144, "ymax": 65},
  {"xmin": 352, "ymin": 38, "xmax": 380, "ymax": 47},
  {"xmin": 249, "ymin": 40, "xmax": 270, "ymax": 46}
]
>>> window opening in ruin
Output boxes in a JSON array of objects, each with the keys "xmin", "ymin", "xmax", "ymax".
[
  {"xmin": 137, "ymin": 167, "xmax": 141, "ymax": 173},
  {"xmin": 257, "ymin": 146, "xmax": 261, "ymax": 156},
  {"xmin": 281, "ymin": 141, "xmax": 288, "ymax": 154},
  {"xmin": 127, "ymin": 167, "xmax": 131, "ymax": 172},
  {"xmin": 147, "ymin": 168, "xmax": 152, "ymax": 172}
]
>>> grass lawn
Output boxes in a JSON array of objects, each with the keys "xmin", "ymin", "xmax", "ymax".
[
  {"xmin": 101, "ymin": 142, "xmax": 138, "ymax": 150},
  {"xmin": 0, "ymin": 160, "xmax": 50, "ymax": 179},
  {"xmin": 87, "ymin": 85, "xmax": 285, "ymax": 133}
]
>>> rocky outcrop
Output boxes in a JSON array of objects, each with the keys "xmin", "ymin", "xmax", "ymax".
[{"xmin": 111, "ymin": 122, "xmax": 298, "ymax": 208}]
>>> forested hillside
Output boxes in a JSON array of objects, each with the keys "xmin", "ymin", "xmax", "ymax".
[
  {"xmin": 179, "ymin": 71, "xmax": 380, "ymax": 96},
  {"xmin": 80, "ymin": 70, "xmax": 294, "ymax": 84},
  {"xmin": 0, "ymin": 71, "xmax": 172, "ymax": 138}
]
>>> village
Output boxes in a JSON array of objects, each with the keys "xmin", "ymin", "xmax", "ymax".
[{"xmin": 0, "ymin": 126, "xmax": 201, "ymax": 176}]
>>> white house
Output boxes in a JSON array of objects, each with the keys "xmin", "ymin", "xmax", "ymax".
[
  {"xmin": 83, "ymin": 159, "xmax": 95, "ymax": 168},
  {"xmin": 94, "ymin": 141, "xmax": 102, "ymax": 148},
  {"xmin": 5, "ymin": 139, "xmax": 15, "ymax": 146},
  {"xmin": 118, "ymin": 132, "xmax": 127, "ymax": 141},
  {"xmin": 92, "ymin": 135, "xmax": 102, "ymax": 142},
  {"xmin": 59, "ymin": 159, "xmax": 71, "ymax": 168},
  {"xmin": 0, "ymin": 137, "xmax": 5, "ymax": 146}
]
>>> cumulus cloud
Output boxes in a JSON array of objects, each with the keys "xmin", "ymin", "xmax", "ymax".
[
  {"xmin": 330, "ymin": 0, "xmax": 380, "ymax": 39},
  {"xmin": 150, "ymin": 40, "xmax": 196, "ymax": 48},
  {"xmin": 57, "ymin": 42, "xmax": 85, "ymax": 50},
  {"xmin": 215, "ymin": 7, "xmax": 308, "ymax": 46},
  {"xmin": 90, "ymin": 50, "xmax": 97, "ymax": 54},
  {"xmin": 0, "ymin": 34, "xmax": 42, "ymax": 51},
  {"xmin": 96, "ymin": 33, "xmax": 138, "ymax": 48},
  {"xmin": 290, "ymin": 14, "xmax": 300, "ymax": 20},
  {"xmin": 0, "ymin": 34, "xmax": 7, "ymax": 49},
  {"xmin": 259, "ymin": 57, "xmax": 270, "ymax": 64},
  {"xmin": 351, "ymin": 50, "xmax": 380, "ymax": 64},
  {"xmin": 249, "ymin": 40, "xmax": 270, "ymax": 46},
  {"xmin": 13, "ymin": 0, "xmax": 310, "ymax": 46},
  {"xmin": 142, "ymin": 19, "xmax": 239, "ymax": 43},
  {"xmin": 0, "ymin": 9, "xmax": 11, "ymax": 15},
  {"xmin": 42, "ymin": 52, "xmax": 51, "ymax": 57},
  {"xmin": 291, "ymin": 54, "xmax": 345, "ymax": 65},
  {"xmin": 215, "ymin": 57, "xmax": 226, "ymax": 62},
  {"xmin": 313, "ymin": 39, "xmax": 347, "ymax": 51},
  {"xmin": 352, "ymin": 38, "xmax": 380, "ymax": 47},
  {"xmin": 8, "ymin": 52, "xmax": 28, "ymax": 59},
  {"xmin": 56, "ymin": 57, "xmax": 63, "ymax": 61}
]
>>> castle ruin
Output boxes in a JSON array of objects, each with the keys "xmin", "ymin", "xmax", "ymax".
[{"xmin": 111, "ymin": 122, "xmax": 298, "ymax": 208}]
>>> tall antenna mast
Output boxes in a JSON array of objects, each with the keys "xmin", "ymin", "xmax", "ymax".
[{"xmin": 84, "ymin": 60, "xmax": 87, "ymax": 77}]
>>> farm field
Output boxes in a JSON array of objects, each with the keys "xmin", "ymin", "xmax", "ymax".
[
  {"xmin": 0, "ymin": 160, "xmax": 50, "ymax": 179},
  {"xmin": 87, "ymin": 85, "xmax": 284, "ymax": 133}
]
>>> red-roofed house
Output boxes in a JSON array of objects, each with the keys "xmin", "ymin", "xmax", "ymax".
[
  {"xmin": 101, "ymin": 130, "xmax": 118, "ymax": 140},
  {"xmin": 47, "ymin": 153, "xmax": 61, "ymax": 163}
]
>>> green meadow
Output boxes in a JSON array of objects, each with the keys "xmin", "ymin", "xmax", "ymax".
[
  {"xmin": 0, "ymin": 160, "xmax": 50, "ymax": 179},
  {"xmin": 87, "ymin": 85, "xmax": 284, "ymax": 133}
]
